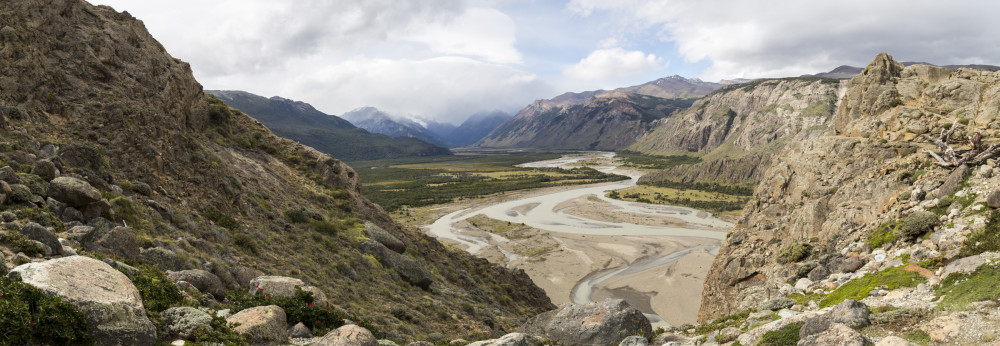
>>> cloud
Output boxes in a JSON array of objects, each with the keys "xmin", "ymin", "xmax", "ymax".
[
  {"xmin": 563, "ymin": 48, "xmax": 664, "ymax": 81},
  {"xmin": 566, "ymin": 0, "xmax": 1000, "ymax": 81},
  {"xmin": 89, "ymin": 0, "xmax": 536, "ymax": 123}
]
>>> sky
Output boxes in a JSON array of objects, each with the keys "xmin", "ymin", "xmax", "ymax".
[{"xmin": 89, "ymin": 0, "xmax": 1000, "ymax": 124}]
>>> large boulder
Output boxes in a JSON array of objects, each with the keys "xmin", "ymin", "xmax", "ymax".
[
  {"xmin": 249, "ymin": 276, "xmax": 328, "ymax": 306},
  {"xmin": 31, "ymin": 159, "xmax": 58, "ymax": 181},
  {"xmin": 140, "ymin": 247, "xmax": 184, "ymax": 271},
  {"xmin": 230, "ymin": 265, "xmax": 262, "ymax": 287},
  {"xmin": 83, "ymin": 226, "xmax": 140, "ymax": 261},
  {"xmin": 518, "ymin": 299, "xmax": 652, "ymax": 346},
  {"xmin": 359, "ymin": 241, "xmax": 432, "ymax": 289},
  {"xmin": 167, "ymin": 269, "xmax": 225, "ymax": 300},
  {"xmin": 936, "ymin": 165, "xmax": 969, "ymax": 198},
  {"xmin": 227, "ymin": 305, "xmax": 288, "ymax": 344},
  {"xmin": 47, "ymin": 176, "xmax": 102, "ymax": 208},
  {"xmin": 467, "ymin": 332, "xmax": 544, "ymax": 346},
  {"xmin": 988, "ymin": 189, "xmax": 1000, "ymax": 209},
  {"xmin": 161, "ymin": 306, "xmax": 212, "ymax": 339},
  {"xmin": 800, "ymin": 300, "xmax": 870, "ymax": 339},
  {"xmin": 18, "ymin": 222, "xmax": 62, "ymax": 256},
  {"xmin": 315, "ymin": 324, "xmax": 377, "ymax": 346},
  {"xmin": 364, "ymin": 221, "xmax": 405, "ymax": 253},
  {"xmin": 9, "ymin": 256, "xmax": 156, "ymax": 345}
]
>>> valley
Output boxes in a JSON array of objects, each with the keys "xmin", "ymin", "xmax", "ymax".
[{"xmin": 391, "ymin": 152, "xmax": 732, "ymax": 327}]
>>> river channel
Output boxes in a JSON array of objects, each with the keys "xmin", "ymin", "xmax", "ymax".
[{"xmin": 423, "ymin": 152, "xmax": 732, "ymax": 327}]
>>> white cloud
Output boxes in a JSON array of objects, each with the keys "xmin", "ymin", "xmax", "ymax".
[
  {"xmin": 566, "ymin": 0, "xmax": 1000, "ymax": 81},
  {"xmin": 563, "ymin": 48, "xmax": 664, "ymax": 81},
  {"xmin": 396, "ymin": 7, "xmax": 523, "ymax": 64}
]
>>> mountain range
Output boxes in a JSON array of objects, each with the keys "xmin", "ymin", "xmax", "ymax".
[
  {"xmin": 342, "ymin": 107, "xmax": 511, "ymax": 148},
  {"xmin": 206, "ymin": 90, "xmax": 451, "ymax": 161}
]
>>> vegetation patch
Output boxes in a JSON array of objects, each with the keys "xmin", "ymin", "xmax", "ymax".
[
  {"xmin": 898, "ymin": 211, "xmax": 939, "ymax": 239},
  {"xmin": 230, "ymin": 288, "xmax": 377, "ymax": 337},
  {"xmin": 820, "ymin": 266, "xmax": 926, "ymax": 308},
  {"xmin": 903, "ymin": 329, "xmax": 932, "ymax": 345},
  {"xmin": 959, "ymin": 210, "xmax": 1000, "ymax": 257},
  {"xmin": 868, "ymin": 220, "xmax": 901, "ymax": 250},
  {"xmin": 935, "ymin": 262, "xmax": 1000, "ymax": 310},
  {"xmin": 0, "ymin": 230, "xmax": 47, "ymax": 257},
  {"xmin": 757, "ymin": 322, "xmax": 802, "ymax": 346},
  {"xmin": 616, "ymin": 150, "xmax": 702, "ymax": 170},
  {"xmin": 777, "ymin": 242, "xmax": 811, "ymax": 264},
  {"xmin": 608, "ymin": 184, "xmax": 749, "ymax": 212},
  {"xmin": 0, "ymin": 276, "xmax": 94, "ymax": 345},
  {"xmin": 694, "ymin": 309, "xmax": 750, "ymax": 334}
]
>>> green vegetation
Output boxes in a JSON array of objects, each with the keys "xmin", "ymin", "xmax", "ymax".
[
  {"xmin": 190, "ymin": 314, "xmax": 251, "ymax": 345},
  {"xmin": 202, "ymin": 207, "xmax": 241, "ymax": 231},
  {"xmin": 935, "ymin": 262, "xmax": 1000, "ymax": 310},
  {"xmin": 868, "ymin": 220, "xmax": 901, "ymax": 249},
  {"xmin": 695, "ymin": 309, "xmax": 750, "ymax": 334},
  {"xmin": 122, "ymin": 264, "xmax": 188, "ymax": 313},
  {"xmin": 959, "ymin": 210, "xmax": 1000, "ymax": 257},
  {"xmin": 903, "ymin": 329, "xmax": 932, "ymax": 345},
  {"xmin": 0, "ymin": 277, "xmax": 95, "ymax": 345},
  {"xmin": 609, "ymin": 184, "xmax": 749, "ymax": 212},
  {"xmin": 0, "ymin": 230, "xmax": 46, "ymax": 257},
  {"xmin": 641, "ymin": 179, "xmax": 754, "ymax": 196},
  {"xmin": 899, "ymin": 211, "xmax": 939, "ymax": 239},
  {"xmin": 777, "ymin": 242, "xmax": 810, "ymax": 264},
  {"xmin": 820, "ymin": 266, "xmax": 926, "ymax": 308},
  {"xmin": 354, "ymin": 153, "xmax": 629, "ymax": 212},
  {"xmin": 757, "ymin": 322, "xmax": 802, "ymax": 346},
  {"xmin": 616, "ymin": 150, "xmax": 702, "ymax": 170}
]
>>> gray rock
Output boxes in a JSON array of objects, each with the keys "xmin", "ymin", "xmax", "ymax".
[
  {"xmin": 66, "ymin": 225, "xmax": 95, "ymax": 244},
  {"xmin": 800, "ymin": 300, "xmax": 870, "ymax": 339},
  {"xmin": 140, "ymin": 247, "xmax": 183, "ymax": 271},
  {"xmin": 807, "ymin": 265, "xmax": 830, "ymax": 281},
  {"xmin": 835, "ymin": 257, "xmax": 865, "ymax": 273},
  {"xmin": 161, "ymin": 306, "xmax": 212, "ymax": 339},
  {"xmin": 30, "ymin": 239, "xmax": 54, "ymax": 256},
  {"xmin": 168, "ymin": 269, "xmax": 225, "ymax": 300},
  {"xmin": 466, "ymin": 333, "xmax": 543, "ymax": 346},
  {"xmin": 83, "ymin": 226, "xmax": 140, "ymax": 261},
  {"xmin": 988, "ymin": 189, "xmax": 1000, "ymax": 209},
  {"xmin": 798, "ymin": 323, "xmax": 868, "ymax": 346},
  {"xmin": 39, "ymin": 143, "xmax": 59, "ymax": 159},
  {"xmin": 618, "ymin": 335, "xmax": 649, "ymax": 346},
  {"xmin": 103, "ymin": 258, "xmax": 139, "ymax": 277},
  {"xmin": 0, "ymin": 166, "xmax": 19, "ymax": 184},
  {"xmin": 249, "ymin": 275, "xmax": 329, "ymax": 306},
  {"xmin": 519, "ymin": 298, "xmax": 652, "ymax": 346},
  {"xmin": 937, "ymin": 164, "xmax": 969, "ymax": 198},
  {"xmin": 315, "ymin": 324, "xmax": 377, "ymax": 346},
  {"xmin": 47, "ymin": 176, "xmax": 102, "ymax": 208},
  {"xmin": 875, "ymin": 335, "xmax": 917, "ymax": 346},
  {"xmin": 365, "ymin": 221, "xmax": 405, "ymax": 253},
  {"xmin": 717, "ymin": 327, "xmax": 741, "ymax": 344},
  {"xmin": 378, "ymin": 341, "xmax": 400, "ymax": 346},
  {"xmin": 230, "ymin": 265, "xmax": 261, "ymax": 287},
  {"xmin": 19, "ymin": 222, "xmax": 62, "ymax": 256},
  {"xmin": 759, "ymin": 297, "xmax": 795, "ymax": 311},
  {"xmin": 61, "ymin": 206, "xmax": 85, "ymax": 223},
  {"xmin": 227, "ymin": 305, "xmax": 289, "ymax": 344},
  {"xmin": 9, "ymin": 256, "xmax": 157, "ymax": 345},
  {"xmin": 1, "ymin": 210, "xmax": 15, "ymax": 222},
  {"xmin": 940, "ymin": 252, "xmax": 1000, "ymax": 279},
  {"xmin": 359, "ymin": 240, "xmax": 432, "ymax": 289},
  {"xmin": 288, "ymin": 322, "xmax": 313, "ymax": 338},
  {"xmin": 31, "ymin": 159, "xmax": 57, "ymax": 181}
]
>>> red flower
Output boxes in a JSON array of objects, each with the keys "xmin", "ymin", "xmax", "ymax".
[
  {"xmin": 30, "ymin": 322, "xmax": 35, "ymax": 326},
  {"xmin": 109, "ymin": 253, "xmax": 114, "ymax": 258},
  {"xmin": 337, "ymin": 318, "xmax": 342, "ymax": 322},
  {"xmin": 258, "ymin": 288, "xmax": 264, "ymax": 292},
  {"xmin": 265, "ymin": 295, "xmax": 269, "ymax": 299},
  {"xmin": 315, "ymin": 320, "xmax": 320, "ymax": 324},
  {"xmin": 308, "ymin": 303, "xmax": 313, "ymax": 307}
]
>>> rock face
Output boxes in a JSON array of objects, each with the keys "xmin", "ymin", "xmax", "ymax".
[
  {"xmin": 82, "ymin": 226, "xmax": 141, "ymax": 261},
  {"xmin": 227, "ymin": 305, "xmax": 288, "ymax": 344},
  {"xmin": 249, "ymin": 275, "xmax": 328, "ymax": 306},
  {"xmin": 18, "ymin": 222, "xmax": 62, "ymax": 256},
  {"xmin": 315, "ymin": 324, "xmax": 377, "ymax": 346},
  {"xmin": 359, "ymin": 241, "xmax": 432, "ymax": 289},
  {"xmin": 9, "ymin": 256, "xmax": 157, "ymax": 345},
  {"xmin": 698, "ymin": 53, "xmax": 1000, "ymax": 322},
  {"xmin": 47, "ymin": 177, "xmax": 102, "ymax": 208},
  {"xmin": 365, "ymin": 221, "xmax": 406, "ymax": 253},
  {"xmin": 167, "ymin": 269, "xmax": 225, "ymax": 300},
  {"xmin": 519, "ymin": 299, "xmax": 652, "ymax": 346}
]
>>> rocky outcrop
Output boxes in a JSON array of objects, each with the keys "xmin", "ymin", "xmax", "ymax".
[
  {"xmin": 167, "ymin": 269, "xmax": 225, "ymax": 300},
  {"xmin": 18, "ymin": 222, "xmax": 62, "ymax": 256},
  {"xmin": 698, "ymin": 52, "xmax": 1000, "ymax": 323},
  {"xmin": 249, "ymin": 275, "xmax": 328, "ymax": 306},
  {"xmin": 365, "ymin": 221, "xmax": 406, "ymax": 253},
  {"xmin": 519, "ymin": 299, "xmax": 652, "ymax": 346},
  {"xmin": 315, "ymin": 324, "xmax": 378, "ymax": 346},
  {"xmin": 359, "ymin": 241, "xmax": 432, "ymax": 289},
  {"xmin": 227, "ymin": 305, "xmax": 288, "ymax": 344},
  {"xmin": 82, "ymin": 226, "xmax": 141, "ymax": 261},
  {"xmin": 9, "ymin": 256, "xmax": 157, "ymax": 345}
]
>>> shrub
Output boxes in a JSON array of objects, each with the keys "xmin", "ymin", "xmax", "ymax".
[
  {"xmin": 777, "ymin": 242, "xmax": 810, "ymax": 264},
  {"xmin": 8, "ymin": 183, "xmax": 32, "ymax": 203},
  {"xmin": 0, "ymin": 231, "xmax": 46, "ymax": 257},
  {"xmin": 131, "ymin": 182, "xmax": 152, "ymax": 196},
  {"xmin": 202, "ymin": 207, "xmax": 240, "ymax": 231},
  {"xmin": 121, "ymin": 264, "xmax": 187, "ymax": 313},
  {"xmin": 0, "ymin": 277, "xmax": 94, "ymax": 345},
  {"xmin": 960, "ymin": 210, "xmax": 1000, "ymax": 256},
  {"xmin": 230, "ymin": 288, "xmax": 378, "ymax": 337},
  {"xmin": 233, "ymin": 233, "xmax": 257, "ymax": 254},
  {"xmin": 758, "ymin": 322, "xmax": 802, "ymax": 346},
  {"xmin": 899, "ymin": 211, "xmax": 939, "ymax": 239},
  {"xmin": 190, "ymin": 314, "xmax": 251, "ymax": 344}
]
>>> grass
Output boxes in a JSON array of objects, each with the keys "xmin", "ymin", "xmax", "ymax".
[
  {"xmin": 777, "ymin": 242, "xmax": 810, "ymax": 264},
  {"xmin": 903, "ymin": 329, "xmax": 932, "ymax": 345},
  {"xmin": 820, "ymin": 266, "xmax": 926, "ymax": 308},
  {"xmin": 868, "ymin": 220, "xmax": 901, "ymax": 250},
  {"xmin": 758, "ymin": 322, "xmax": 802, "ymax": 346},
  {"xmin": 694, "ymin": 309, "xmax": 750, "ymax": 334},
  {"xmin": 615, "ymin": 150, "xmax": 702, "ymax": 170},
  {"xmin": 959, "ymin": 210, "xmax": 1000, "ymax": 257},
  {"xmin": 935, "ymin": 262, "xmax": 1000, "ymax": 310}
]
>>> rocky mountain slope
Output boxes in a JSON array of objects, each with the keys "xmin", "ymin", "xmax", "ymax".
[
  {"xmin": 0, "ymin": 0, "xmax": 552, "ymax": 343},
  {"xmin": 447, "ymin": 110, "xmax": 511, "ymax": 147},
  {"xmin": 804, "ymin": 62, "xmax": 1000, "ymax": 79},
  {"xmin": 206, "ymin": 90, "xmax": 451, "ymax": 161},
  {"xmin": 475, "ymin": 76, "xmax": 719, "ymax": 150},
  {"xmin": 476, "ymin": 93, "xmax": 696, "ymax": 150},
  {"xmin": 686, "ymin": 53, "xmax": 1000, "ymax": 344},
  {"xmin": 342, "ymin": 107, "xmax": 450, "ymax": 147},
  {"xmin": 629, "ymin": 77, "xmax": 843, "ymax": 189}
]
